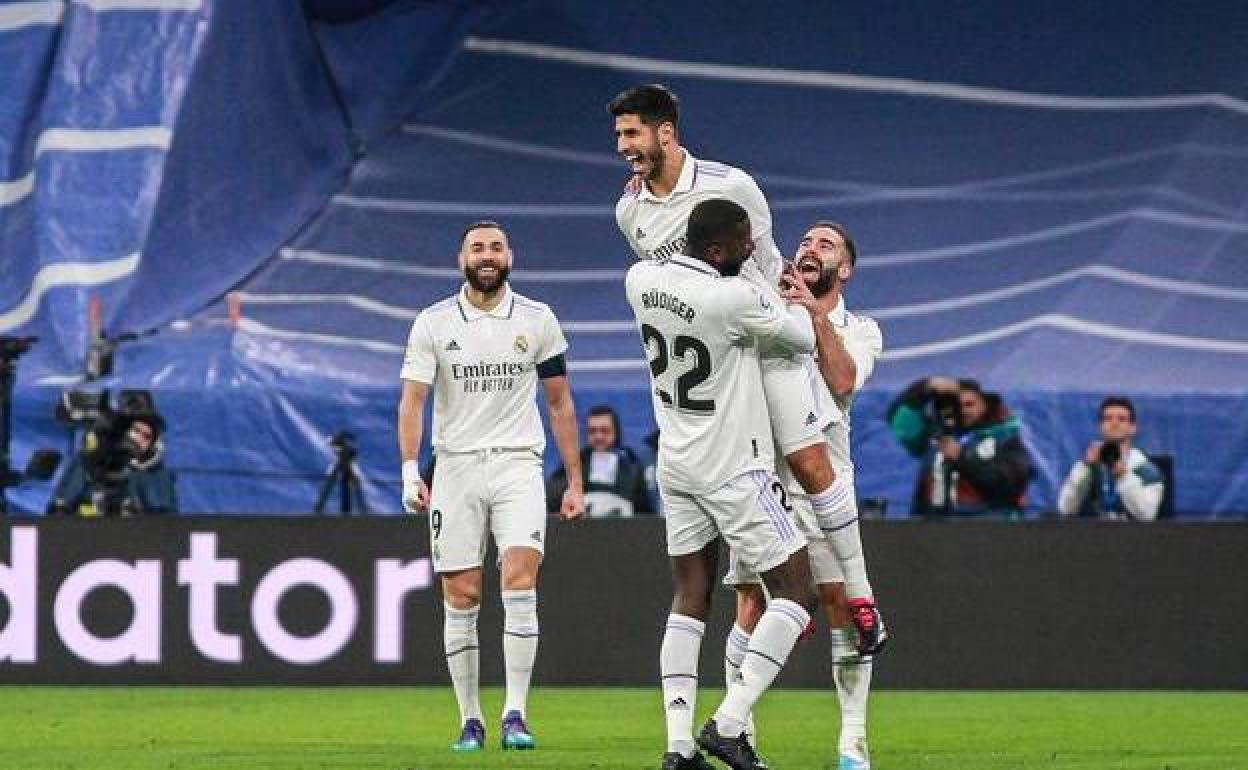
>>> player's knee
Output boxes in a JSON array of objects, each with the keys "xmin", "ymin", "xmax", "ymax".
[
  {"xmin": 500, "ymin": 568, "xmax": 538, "ymax": 591},
  {"xmin": 671, "ymin": 583, "xmax": 712, "ymax": 620},
  {"xmin": 819, "ymin": 581, "xmax": 851, "ymax": 625},
  {"xmin": 499, "ymin": 547, "xmax": 542, "ymax": 590},
  {"xmin": 785, "ymin": 443, "xmax": 836, "ymax": 493},
  {"xmin": 762, "ymin": 557, "xmax": 817, "ymax": 614},
  {"xmin": 734, "ymin": 585, "xmax": 766, "ymax": 632},
  {"xmin": 441, "ymin": 572, "xmax": 482, "ymax": 609}
]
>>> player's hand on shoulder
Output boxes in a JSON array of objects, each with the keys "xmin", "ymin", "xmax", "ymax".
[{"xmin": 560, "ymin": 486, "xmax": 586, "ymax": 521}]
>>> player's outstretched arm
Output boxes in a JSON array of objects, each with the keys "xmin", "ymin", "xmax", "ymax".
[
  {"xmin": 731, "ymin": 282, "xmax": 815, "ymax": 356},
  {"xmin": 397, "ymin": 379, "xmax": 430, "ymax": 513},
  {"xmin": 541, "ymin": 374, "xmax": 585, "ymax": 520}
]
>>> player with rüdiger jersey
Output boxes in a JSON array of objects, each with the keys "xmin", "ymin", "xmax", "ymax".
[
  {"xmin": 607, "ymin": 84, "xmax": 883, "ymax": 649},
  {"xmin": 626, "ymin": 198, "xmax": 820, "ymax": 770}
]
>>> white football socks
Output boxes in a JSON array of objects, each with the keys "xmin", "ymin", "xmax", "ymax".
[
  {"xmin": 501, "ymin": 589, "xmax": 539, "ymax": 718},
  {"xmin": 661, "ymin": 613, "xmax": 705, "ymax": 758},
  {"xmin": 830, "ymin": 627, "xmax": 872, "ymax": 753},
  {"xmin": 811, "ymin": 479, "xmax": 873, "ymax": 599},
  {"xmin": 724, "ymin": 623, "xmax": 757, "ymax": 744},
  {"xmin": 443, "ymin": 603, "xmax": 482, "ymax": 724},
  {"xmin": 714, "ymin": 599, "xmax": 810, "ymax": 736}
]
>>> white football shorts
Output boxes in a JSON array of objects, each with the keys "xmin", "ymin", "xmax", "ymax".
[
  {"xmin": 662, "ymin": 469, "xmax": 806, "ymax": 574},
  {"xmin": 761, "ymin": 356, "xmax": 825, "ymax": 457},
  {"xmin": 722, "ymin": 490, "xmax": 844, "ymax": 586},
  {"xmin": 428, "ymin": 448, "xmax": 547, "ymax": 573}
]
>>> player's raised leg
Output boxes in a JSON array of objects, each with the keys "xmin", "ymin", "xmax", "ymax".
[{"xmin": 769, "ymin": 379, "xmax": 882, "ymax": 653}]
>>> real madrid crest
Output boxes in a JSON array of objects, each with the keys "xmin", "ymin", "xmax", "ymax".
[{"xmin": 513, "ymin": 334, "xmax": 529, "ymax": 353}]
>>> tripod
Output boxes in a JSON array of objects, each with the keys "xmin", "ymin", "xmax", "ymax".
[{"xmin": 314, "ymin": 431, "xmax": 368, "ymax": 515}]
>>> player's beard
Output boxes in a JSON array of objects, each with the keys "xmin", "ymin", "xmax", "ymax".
[
  {"xmin": 641, "ymin": 143, "xmax": 666, "ymax": 182},
  {"xmin": 805, "ymin": 261, "xmax": 839, "ymax": 297},
  {"xmin": 464, "ymin": 263, "xmax": 510, "ymax": 294}
]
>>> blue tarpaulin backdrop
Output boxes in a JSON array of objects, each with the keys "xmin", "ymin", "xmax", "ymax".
[{"xmin": 3, "ymin": 1, "xmax": 1246, "ymax": 515}]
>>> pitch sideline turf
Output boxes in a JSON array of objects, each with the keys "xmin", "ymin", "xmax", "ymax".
[{"xmin": 0, "ymin": 687, "xmax": 1245, "ymax": 769}]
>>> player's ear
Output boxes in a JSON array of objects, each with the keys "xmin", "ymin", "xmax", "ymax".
[
  {"xmin": 659, "ymin": 122, "xmax": 673, "ymax": 145},
  {"xmin": 838, "ymin": 264, "xmax": 852, "ymax": 280}
]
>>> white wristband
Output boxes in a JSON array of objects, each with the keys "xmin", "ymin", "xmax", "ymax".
[{"xmin": 401, "ymin": 459, "xmax": 421, "ymax": 484}]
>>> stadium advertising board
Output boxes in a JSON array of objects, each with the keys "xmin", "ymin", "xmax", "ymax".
[
  {"xmin": 1, "ymin": 518, "xmax": 1245, "ymax": 687},
  {"xmin": 0, "ymin": 519, "xmax": 436, "ymax": 684}
]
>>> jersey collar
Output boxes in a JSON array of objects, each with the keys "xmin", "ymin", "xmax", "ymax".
[
  {"xmin": 457, "ymin": 283, "xmax": 515, "ymax": 321},
  {"xmin": 669, "ymin": 253, "xmax": 720, "ymax": 276},
  {"xmin": 828, "ymin": 295, "xmax": 849, "ymax": 327},
  {"xmin": 640, "ymin": 149, "xmax": 696, "ymax": 202}
]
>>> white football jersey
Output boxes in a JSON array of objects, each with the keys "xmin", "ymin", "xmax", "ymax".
[
  {"xmin": 400, "ymin": 285, "xmax": 567, "ymax": 454},
  {"xmin": 785, "ymin": 296, "xmax": 883, "ymax": 481},
  {"xmin": 616, "ymin": 149, "xmax": 784, "ymax": 289},
  {"xmin": 625, "ymin": 255, "xmax": 815, "ymax": 494}
]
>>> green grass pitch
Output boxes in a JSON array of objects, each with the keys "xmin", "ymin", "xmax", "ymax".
[{"xmin": 2, "ymin": 687, "xmax": 1245, "ymax": 769}]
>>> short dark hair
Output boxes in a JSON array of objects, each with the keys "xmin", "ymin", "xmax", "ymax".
[
  {"xmin": 461, "ymin": 220, "xmax": 506, "ymax": 243},
  {"xmin": 129, "ymin": 413, "xmax": 164, "ymax": 438},
  {"xmin": 686, "ymin": 199, "xmax": 749, "ymax": 258},
  {"xmin": 808, "ymin": 220, "xmax": 858, "ymax": 266},
  {"xmin": 1099, "ymin": 396, "xmax": 1136, "ymax": 422},
  {"xmin": 587, "ymin": 404, "xmax": 621, "ymax": 447},
  {"xmin": 606, "ymin": 84, "xmax": 680, "ymax": 128}
]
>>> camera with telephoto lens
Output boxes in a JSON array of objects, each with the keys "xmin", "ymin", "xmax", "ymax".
[
  {"xmin": 54, "ymin": 389, "xmax": 164, "ymax": 513},
  {"xmin": 0, "ymin": 336, "xmax": 35, "ymax": 360},
  {"xmin": 929, "ymin": 390, "xmax": 962, "ymax": 438},
  {"xmin": 1098, "ymin": 441, "xmax": 1122, "ymax": 467}
]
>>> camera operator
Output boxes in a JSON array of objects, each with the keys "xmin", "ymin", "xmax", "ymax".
[
  {"xmin": 1057, "ymin": 396, "xmax": 1163, "ymax": 521},
  {"xmin": 887, "ymin": 377, "xmax": 1032, "ymax": 517},
  {"xmin": 48, "ymin": 412, "xmax": 177, "ymax": 516}
]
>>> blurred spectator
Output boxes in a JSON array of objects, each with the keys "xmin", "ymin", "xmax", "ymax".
[
  {"xmin": 887, "ymin": 377, "xmax": 1031, "ymax": 517},
  {"xmin": 641, "ymin": 428, "xmax": 660, "ymax": 514},
  {"xmin": 1057, "ymin": 396, "xmax": 1164, "ymax": 521},
  {"xmin": 48, "ymin": 413, "xmax": 177, "ymax": 516},
  {"xmin": 546, "ymin": 405, "xmax": 654, "ymax": 516}
]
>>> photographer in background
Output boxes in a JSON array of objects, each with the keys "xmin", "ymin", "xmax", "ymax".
[
  {"xmin": 48, "ymin": 411, "xmax": 177, "ymax": 516},
  {"xmin": 1057, "ymin": 396, "xmax": 1163, "ymax": 521},
  {"xmin": 887, "ymin": 377, "xmax": 1031, "ymax": 518}
]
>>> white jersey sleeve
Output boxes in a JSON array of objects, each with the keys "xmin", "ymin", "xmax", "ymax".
[
  {"xmin": 845, "ymin": 316, "xmax": 884, "ymax": 392},
  {"xmin": 725, "ymin": 282, "xmax": 815, "ymax": 356},
  {"xmin": 615, "ymin": 193, "xmax": 646, "ymax": 260},
  {"xmin": 727, "ymin": 170, "xmax": 784, "ymax": 286},
  {"xmin": 400, "ymin": 312, "xmax": 437, "ymax": 384},
  {"xmin": 536, "ymin": 304, "xmax": 569, "ymax": 364}
]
